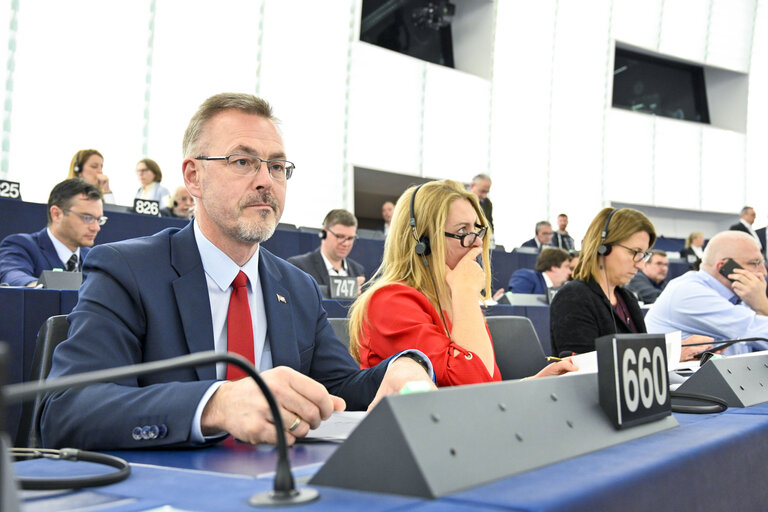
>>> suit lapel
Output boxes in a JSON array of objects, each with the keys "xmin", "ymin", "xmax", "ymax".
[
  {"xmin": 311, "ymin": 249, "xmax": 329, "ymax": 286},
  {"xmin": 170, "ymin": 224, "xmax": 216, "ymax": 381},
  {"xmin": 37, "ymin": 229, "xmax": 65, "ymax": 269},
  {"xmin": 259, "ymin": 250, "xmax": 299, "ymax": 369}
]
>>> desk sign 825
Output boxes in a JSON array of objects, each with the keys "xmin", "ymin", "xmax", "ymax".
[{"xmin": 596, "ymin": 333, "xmax": 671, "ymax": 429}]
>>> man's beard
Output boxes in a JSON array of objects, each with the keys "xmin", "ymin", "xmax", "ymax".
[{"xmin": 234, "ymin": 207, "xmax": 278, "ymax": 243}]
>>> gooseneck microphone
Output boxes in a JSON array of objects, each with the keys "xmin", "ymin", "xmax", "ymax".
[{"xmin": 3, "ymin": 350, "xmax": 320, "ymax": 507}]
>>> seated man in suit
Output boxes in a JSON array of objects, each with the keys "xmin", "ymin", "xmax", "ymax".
[
  {"xmin": 41, "ymin": 92, "xmax": 433, "ymax": 450},
  {"xmin": 287, "ymin": 209, "xmax": 366, "ymax": 297},
  {"xmin": 0, "ymin": 178, "xmax": 104, "ymax": 286},
  {"xmin": 625, "ymin": 250, "xmax": 669, "ymax": 303},
  {"xmin": 160, "ymin": 185, "xmax": 195, "ymax": 219},
  {"xmin": 520, "ymin": 220, "xmax": 553, "ymax": 250},
  {"xmin": 730, "ymin": 206, "xmax": 762, "ymax": 251},
  {"xmin": 508, "ymin": 247, "xmax": 572, "ymax": 294}
]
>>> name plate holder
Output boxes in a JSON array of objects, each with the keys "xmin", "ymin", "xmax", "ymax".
[
  {"xmin": 133, "ymin": 199, "xmax": 161, "ymax": 217},
  {"xmin": 311, "ymin": 372, "xmax": 678, "ymax": 498},
  {"xmin": 329, "ymin": 276, "xmax": 358, "ymax": 299},
  {"xmin": 676, "ymin": 352, "xmax": 768, "ymax": 407}
]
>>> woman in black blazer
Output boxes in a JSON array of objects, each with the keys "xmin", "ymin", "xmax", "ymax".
[{"xmin": 550, "ymin": 208, "xmax": 712, "ymax": 359}]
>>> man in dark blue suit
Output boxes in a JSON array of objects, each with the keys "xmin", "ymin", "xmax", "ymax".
[
  {"xmin": 508, "ymin": 247, "xmax": 571, "ymax": 294},
  {"xmin": 288, "ymin": 209, "xmax": 366, "ymax": 298},
  {"xmin": 0, "ymin": 179, "xmax": 104, "ymax": 286},
  {"xmin": 520, "ymin": 220, "xmax": 554, "ymax": 250},
  {"xmin": 42, "ymin": 93, "xmax": 433, "ymax": 450}
]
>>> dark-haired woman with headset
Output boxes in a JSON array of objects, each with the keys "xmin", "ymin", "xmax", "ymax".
[
  {"xmin": 550, "ymin": 207, "xmax": 713, "ymax": 360},
  {"xmin": 68, "ymin": 149, "xmax": 115, "ymax": 203},
  {"xmin": 348, "ymin": 179, "xmax": 576, "ymax": 387}
]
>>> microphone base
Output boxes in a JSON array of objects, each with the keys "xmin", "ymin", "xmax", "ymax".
[{"xmin": 249, "ymin": 487, "xmax": 319, "ymax": 507}]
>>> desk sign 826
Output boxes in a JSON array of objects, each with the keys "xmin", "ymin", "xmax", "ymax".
[
  {"xmin": 596, "ymin": 333, "xmax": 671, "ymax": 429},
  {"xmin": 133, "ymin": 199, "xmax": 161, "ymax": 216}
]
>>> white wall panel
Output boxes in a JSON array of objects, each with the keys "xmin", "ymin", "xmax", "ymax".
[
  {"xmin": 548, "ymin": 0, "xmax": 612, "ymax": 242},
  {"xmin": 604, "ymin": 109, "xmax": 654, "ymax": 205},
  {"xmin": 422, "ymin": 65, "xmax": 489, "ymax": 183},
  {"xmin": 658, "ymin": 0, "xmax": 709, "ymax": 63},
  {"xmin": 348, "ymin": 42, "xmax": 424, "ymax": 177},
  {"xmin": 700, "ymin": 127, "xmax": 746, "ymax": 213},
  {"xmin": 9, "ymin": 0, "xmax": 149, "ymax": 204},
  {"xmin": 746, "ymin": 0, "xmax": 768, "ymax": 228},
  {"xmin": 707, "ymin": 0, "xmax": 756, "ymax": 72},
  {"xmin": 653, "ymin": 118, "xmax": 702, "ymax": 209},
  {"xmin": 612, "ymin": 0, "xmax": 664, "ymax": 52},
  {"xmin": 490, "ymin": 0, "xmax": 557, "ymax": 248}
]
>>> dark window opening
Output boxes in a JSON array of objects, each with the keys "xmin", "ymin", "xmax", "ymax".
[{"xmin": 612, "ymin": 48, "xmax": 710, "ymax": 124}]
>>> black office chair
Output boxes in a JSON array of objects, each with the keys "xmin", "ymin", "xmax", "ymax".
[
  {"xmin": 328, "ymin": 317, "xmax": 350, "ymax": 349},
  {"xmin": 486, "ymin": 316, "xmax": 548, "ymax": 380},
  {"xmin": 15, "ymin": 315, "xmax": 69, "ymax": 448}
]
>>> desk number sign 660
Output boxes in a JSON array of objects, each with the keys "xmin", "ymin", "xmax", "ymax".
[{"xmin": 596, "ymin": 334, "xmax": 672, "ymax": 429}]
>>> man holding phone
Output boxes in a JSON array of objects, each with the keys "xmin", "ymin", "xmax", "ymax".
[{"xmin": 645, "ymin": 230, "xmax": 768, "ymax": 354}]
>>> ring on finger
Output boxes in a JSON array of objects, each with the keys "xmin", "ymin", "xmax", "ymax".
[{"xmin": 288, "ymin": 417, "xmax": 302, "ymax": 432}]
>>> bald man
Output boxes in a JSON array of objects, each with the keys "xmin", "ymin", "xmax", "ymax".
[
  {"xmin": 160, "ymin": 186, "xmax": 195, "ymax": 219},
  {"xmin": 645, "ymin": 231, "xmax": 768, "ymax": 354}
]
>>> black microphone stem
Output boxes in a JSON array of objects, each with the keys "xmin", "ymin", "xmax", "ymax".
[{"xmin": 3, "ymin": 351, "xmax": 316, "ymax": 504}]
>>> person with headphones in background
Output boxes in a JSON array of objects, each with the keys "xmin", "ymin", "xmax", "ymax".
[
  {"xmin": 287, "ymin": 209, "xmax": 366, "ymax": 297},
  {"xmin": 348, "ymin": 180, "xmax": 576, "ymax": 387},
  {"xmin": 68, "ymin": 149, "xmax": 115, "ymax": 204},
  {"xmin": 160, "ymin": 185, "xmax": 195, "ymax": 219},
  {"xmin": 135, "ymin": 158, "xmax": 171, "ymax": 204},
  {"xmin": 550, "ymin": 207, "xmax": 714, "ymax": 360}
]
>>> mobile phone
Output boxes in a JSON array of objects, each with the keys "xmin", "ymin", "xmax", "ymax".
[{"xmin": 719, "ymin": 258, "xmax": 743, "ymax": 282}]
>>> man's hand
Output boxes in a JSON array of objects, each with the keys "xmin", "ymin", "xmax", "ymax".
[
  {"xmin": 680, "ymin": 334, "xmax": 714, "ymax": 361},
  {"xmin": 532, "ymin": 358, "xmax": 578, "ymax": 378},
  {"xmin": 729, "ymin": 268, "xmax": 768, "ymax": 315},
  {"xmin": 201, "ymin": 366, "xmax": 345, "ymax": 445},
  {"xmin": 367, "ymin": 356, "xmax": 436, "ymax": 411}
]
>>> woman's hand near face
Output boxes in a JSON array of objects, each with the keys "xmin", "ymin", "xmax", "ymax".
[
  {"xmin": 445, "ymin": 247, "xmax": 484, "ymax": 297},
  {"xmin": 97, "ymin": 173, "xmax": 112, "ymax": 193}
]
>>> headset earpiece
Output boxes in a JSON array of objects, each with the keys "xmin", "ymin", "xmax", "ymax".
[
  {"xmin": 409, "ymin": 184, "xmax": 431, "ymax": 257},
  {"xmin": 319, "ymin": 229, "xmax": 327, "ymax": 240},
  {"xmin": 173, "ymin": 200, "xmax": 178, "ymax": 207},
  {"xmin": 73, "ymin": 151, "xmax": 82, "ymax": 174},
  {"xmin": 597, "ymin": 208, "xmax": 617, "ymax": 256}
]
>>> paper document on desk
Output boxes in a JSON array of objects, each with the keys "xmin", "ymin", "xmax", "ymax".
[
  {"xmin": 303, "ymin": 411, "xmax": 366, "ymax": 442},
  {"xmin": 567, "ymin": 331, "xmax": 684, "ymax": 373}
]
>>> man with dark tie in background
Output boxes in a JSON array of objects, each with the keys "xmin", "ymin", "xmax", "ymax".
[
  {"xmin": 0, "ymin": 178, "xmax": 104, "ymax": 286},
  {"xmin": 41, "ymin": 92, "xmax": 433, "ymax": 450},
  {"xmin": 288, "ymin": 209, "xmax": 366, "ymax": 297}
]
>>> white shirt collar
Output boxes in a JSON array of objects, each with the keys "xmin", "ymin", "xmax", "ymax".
[
  {"xmin": 46, "ymin": 228, "xmax": 80, "ymax": 268},
  {"xmin": 320, "ymin": 249, "xmax": 347, "ymax": 276},
  {"xmin": 193, "ymin": 220, "xmax": 260, "ymax": 290},
  {"xmin": 542, "ymin": 272, "xmax": 554, "ymax": 288}
]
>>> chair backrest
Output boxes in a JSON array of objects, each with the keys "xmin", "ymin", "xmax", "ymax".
[
  {"xmin": 486, "ymin": 316, "xmax": 548, "ymax": 380},
  {"xmin": 15, "ymin": 315, "xmax": 69, "ymax": 448},
  {"xmin": 328, "ymin": 317, "xmax": 350, "ymax": 349}
]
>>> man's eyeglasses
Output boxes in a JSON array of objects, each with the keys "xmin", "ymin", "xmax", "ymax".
[
  {"xmin": 195, "ymin": 154, "xmax": 294, "ymax": 181},
  {"xmin": 444, "ymin": 225, "xmax": 488, "ymax": 248},
  {"xmin": 614, "ymin": 243, "xmax": 651, "ymax": 263},
  {"xmin": 64, "ymin": 209, "xmax": 108, "ymax": 226},
  {"xmin": 326, "ymin": 227, "xmax": 357, "ymax": 243}
]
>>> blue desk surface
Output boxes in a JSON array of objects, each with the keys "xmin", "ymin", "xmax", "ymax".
[{"xmin": 14, "ymin": 408, "xmax": 768, "ymax": 511}]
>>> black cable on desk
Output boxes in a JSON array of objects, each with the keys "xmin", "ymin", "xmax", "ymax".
[
  {"xmin": 12, "ymin": 447, "xmax": 130, "ymax": 490},
  {"xmin": 670, "ymin": 391, "xmax": 728, "ymax": 414}
]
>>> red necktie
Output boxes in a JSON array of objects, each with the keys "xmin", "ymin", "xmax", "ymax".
[{"xmin": 226, "ymin": 271, "xmax": 255, "ymax": 380}]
